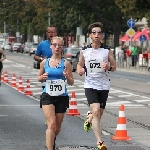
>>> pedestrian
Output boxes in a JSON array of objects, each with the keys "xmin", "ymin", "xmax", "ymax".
[
  {"xmin": 38, "ymin": 36, "xmax": 74, "ymax": 150},
  {"xmin": 125, "ymin": 46, "xmax": 131, "ymax": 67},
  {"xmin": 76, "ymin": 22, "xmax": 116, "ymax": 150},
  {"xmin": 131, "ymin": 44, "xmax": 138, "ymax": 67},
  {"xmin": 0, "ymin": 48, "xmax": 6, "ymax": 86},
  {"xmin": 117, "ymin": 46, "xmax": 124, "ymax": 67}
]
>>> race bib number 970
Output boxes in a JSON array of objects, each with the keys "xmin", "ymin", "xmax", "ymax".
[
  {"xmin": 46, "ymin": 79, "xmax": 65, "ymax": 96},
  {"xmin": 85, "ymin": 58, "xmax": 104, "ymax": 73}
]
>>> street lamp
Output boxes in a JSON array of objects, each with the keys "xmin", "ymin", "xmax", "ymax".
[
  {"xmin": 2, "ymin": 2, "xmax": 7, "ymax": 43},
  {"xmin": 48, "ymin": 0, "xmax": 50, "ymax": 25},
  {"xmin": 2, "ymin": 3, "xmax": 6, "ymax": 33}
]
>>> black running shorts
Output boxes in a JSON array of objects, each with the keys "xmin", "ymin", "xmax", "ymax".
[
  {"xmin": 85, "ymin": 88, "xmax": 109, "ymax": 109},
  {"xmin": 0, "ymin": 62, "xmax": 3, "ymax": 73},
  {"xmin": 40, "ymin": 92, "xmax": 69, "ymax": 113}
]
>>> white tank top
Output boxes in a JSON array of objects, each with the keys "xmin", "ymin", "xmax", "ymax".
[{"xmin": 82, "ymin": 45, "xmax": 110, "ymax": 90}]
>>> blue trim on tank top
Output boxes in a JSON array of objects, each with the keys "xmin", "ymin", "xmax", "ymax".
[{"xmin": 43, "ymin": 58, "xmax": 68, "ymax": 96}]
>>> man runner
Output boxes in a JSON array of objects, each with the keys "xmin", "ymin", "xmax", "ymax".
[{"xmin": 77, "ymin": 22, "xmax": 116, "ymax": 150}]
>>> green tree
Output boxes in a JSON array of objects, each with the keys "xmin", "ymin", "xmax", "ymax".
[
  {"xmin": 50, "ymin": 0, "xmax": 127, "ymax": 51},
  {"xmin": 115, "ymin": 0, "xmax": 150, "ymax": 19}
]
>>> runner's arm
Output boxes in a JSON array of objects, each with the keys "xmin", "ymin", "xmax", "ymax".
[
  {"xmin": 65, "ymin": 60, "xmax": 74, "ymax": 86},
  {"xmin": 108, "ymin": 49, "xmax": 116, "ymax": 72},
  {"xmin": 77, "ymin": 50, "xmax": 85, "ymax": 73},
  {"xmin": 34, "ymin": 43, "xmax": 42, "ymax": 61},
  {"xmin": 34, "ymin": 54, "xmax": 42, "ymax": 62},
  {"xmin": 38, "ymin": 60, "xmax": 46, "ymax": 82},
  {"xmin": 0, "ymin": 49, "xmax": 6, "ymax": 61}
]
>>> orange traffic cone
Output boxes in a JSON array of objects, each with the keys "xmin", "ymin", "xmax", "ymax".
[
  {"xmin": 17, "ymin": 76, "xmax": 24, "ymax": 91},
  {"xmin": 1, "ymin": 72, "xmax": 4, "ymax": 82},
  {"xmin": 112, "ymin": 104, "xmax": 131, "ymax": 140},
  {"xmin": 67, "ymin": 92, "xmax": 80, "ymax": 116},
  {"xmin": 11, "ymin": 74, "xmax": 17, "ymax": 87},
  {"xmin": 3, "ymin": 71, "xmax": 9, "ymax": 83},
  {"xmin": 24, "ymin": 79, "xmax": 33, "ymax": 96}
]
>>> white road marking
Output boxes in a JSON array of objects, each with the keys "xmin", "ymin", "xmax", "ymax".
[
  {"xmin": 30, "ymin": 88, "xmax": 42, "ymax": 91},
  {"xmin": 11, "ymin": 64, "xmax": 26, "ymax": 67},
  {"xmin": 118, "ymin": 94, "xmax": 134, "ymax": 97},
  {"xmin": 109, "ymin": 90, "xmax": 122, "ymax": 93},
  {"xmin": 102, "ymin": 130, "xmax": 110, "ymax": 135},
  {"xmin": 76, "ymin": 98, "xmax": 87, "ymax": 101},
  {"xmin": 69, "ymin": 92, "xmax": 85, "ymax": 96},
  {"xmin": 77, "ymin": 85, "xmax": 84, "ymax": 87},
  {"xmin": 4, "ymin": 59, "xmax": 13, "ymax": 62},
  {"xmin": 73, "ymin": 82, "xmax": 84, "ymax": 85},
  {"xmin": 107, "ymin": 101, "xmax": 131, "ymax": 105},
  {"xmin": 33, "ymin": 92, "xmax": 42, "ymax": 95},
  {"xmin": 74, "ymin": 79, "xmax": 84, "ymax": 83},
  {"xmin": 108, "ymin": 96, "xmax": 113, "ymax": 98},
  {"xmin": 0, "ymin": 105, "xmax": 39, "ymax": 107},
  {"xmin": 27, "ymin": 81, "xmax": 41, "ymax": 84},
  {"xmin": 133, "ymin": 99, "xmax": 150, "ymax": 102},
  {"xmin": 67, "ymin": 89, "xmax": 83, "ymax": 92},
  {"xmin": 77, "ymin": 104, "xmax": 87, "ymax": 107}
]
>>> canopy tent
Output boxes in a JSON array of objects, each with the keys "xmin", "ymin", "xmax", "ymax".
[
  {"xmin": 132, "ymin": 29, "xmax": 150, "ymax": 41},
  {"xmin": 119, "ymin": 34, "xmax": 129, "ymax": 42},
  {"xmin": 120, "ymin": 28, "xmax": 150, "ymax": 42},
  {"xmin": 132, "ymin": 30, "xmax": 141, "ymax": 41}
]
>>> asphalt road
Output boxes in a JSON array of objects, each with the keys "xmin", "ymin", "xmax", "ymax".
[{"xmin": 0, "ymin": 50, "xmax": 150, "ymax": 150}]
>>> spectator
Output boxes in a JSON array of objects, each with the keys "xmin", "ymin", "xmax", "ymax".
[
  {"xmin": 117, "ymin": 46, "xmax": 124, "ymax": 67},
  {"xmin": 126, "ymin": 46, "xmax": 131, "ymax": 66},
  {"xmin": 131, "ymin": 44, "xmax": 138, "ymax": 67}
]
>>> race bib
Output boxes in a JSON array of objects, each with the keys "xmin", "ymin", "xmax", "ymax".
[
  {"xmin": 85, "ymin": 58, "xmax": 103, "ymax": 73},
  {"xmin": 46, "ymin": 79, "xmax": 66, "ymax": 96}
]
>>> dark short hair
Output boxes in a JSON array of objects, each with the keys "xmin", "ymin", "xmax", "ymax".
[
  {"xmin": 88, "ymin": 22, "xmax": 103, "ymax": 34},
  {"xmin": 46, "ymin": 25, "xmax": 57, "ymax": 32}
]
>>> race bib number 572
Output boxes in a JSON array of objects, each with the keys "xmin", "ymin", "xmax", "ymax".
[
  {"xmin": 46, "ymin": 79, "xmax": 65, "ymax": 96},
  {"xmin": 85, "ymin": 58, "xmax": 104, "ymax": 73}
]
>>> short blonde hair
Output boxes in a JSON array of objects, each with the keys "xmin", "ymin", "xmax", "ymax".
[
  {"xmin": 51, "ymin": 36, "xmax": 64, "ymax": 44},
  {"xmin": 51, "ymin": 36, "xmax": 64, "ymax": 57}
]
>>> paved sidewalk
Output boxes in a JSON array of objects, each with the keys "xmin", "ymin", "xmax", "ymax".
[{"xmin": 116, "ymin": 67, "xmax": 150, "ymax": 75}]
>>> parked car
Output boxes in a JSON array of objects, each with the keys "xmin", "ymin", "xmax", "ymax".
[
  {"xmin": 4, "ymin": 43, "xmax": 12, "ymax": 51},
  {"xmin": 0, "ymin": 42, "xmax": 5, "ymax": 50},
  {"xmin": 29, "ymin": 44, "xmax": 38, "ymax": 56},
  {"xmin": 16, "ymin": 44, "xmax": 24, "ymax": 53},
  {"xmin": 12, "ymin": 43, "xmax": 21, "ymax": 52},
  {"xmin": 24, "ymin": 42, "xmax": 33, "ymax": 53},
  {"xmin": 65, "ymin": 47, "xmax": 81, "ymax": 72}
]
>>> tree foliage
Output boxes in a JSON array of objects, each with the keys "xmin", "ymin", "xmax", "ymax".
[
  {"xmin": 0, "ymin": 0, "xmax": 149, "ymax": 47},
  {"xmin": 115, "ymin": 0, "xmax": 150, "ymax": 19}
]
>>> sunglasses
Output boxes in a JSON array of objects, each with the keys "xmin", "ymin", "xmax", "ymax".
[
  {"xmin": 52, "ymin": 43, "xmax": 63, "ymax": 48},
  {"xmin": 91, "ymin": 31, "xmax": 102, "ymax": 35}
]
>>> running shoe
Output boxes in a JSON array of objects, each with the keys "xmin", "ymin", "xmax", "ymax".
[
  {"xmin": 97, "ymin": 141, "xmax": 107, "ymax": 150},
  {"xmin": 84, "ymin": 111, "xmax": 92, "ymax": 132}
]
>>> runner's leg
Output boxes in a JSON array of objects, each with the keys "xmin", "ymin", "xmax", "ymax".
[
  {"xmin": 90, "ymin": 103, "xmax": 102, "ymax": 143},
  {"xmin": 42, "ymin": 104, "xmax": 56, "ymax": 150}
]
